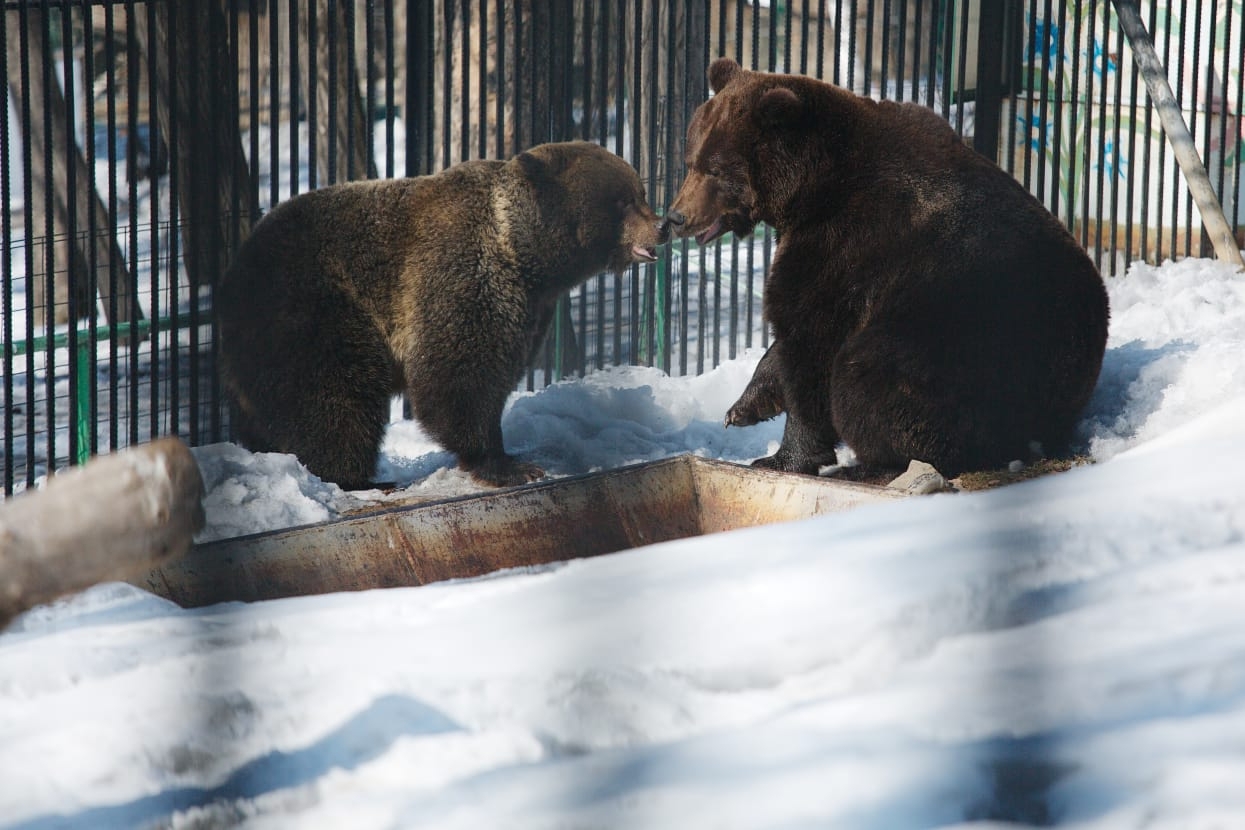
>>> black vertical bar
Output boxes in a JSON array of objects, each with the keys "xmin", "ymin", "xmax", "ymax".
[
  {"xmin": 1109, "ymin": 0, "xmax": 1125, "ymax": 273},
  {"xmin": 380, "ymin": 0, "xmax": 395, "ymax": 176},
  {"xmin": 1003, "ymin": 0, "xmax": 1021, "ymax": 176},
  {"xmin": 308, "ymin": 0, "xmax": 319, "ymax": 187},
  {"xmin": 80, "ymin": 0, "xmax": 100, "ymax": 459},
  {"xmin": 104, "ymin": 3, "xmax": 119, "ymax": 455},
  {"xmin": 560, "ymin": 0, "xmax": 573, "ymax": 141},
  {"xmin": 1191, "ymin": 0, "xmax": 1206, "ymax": 256},
  {"xmin": 973, "ymin": 0, "xmax": 1006, "ymax": 160},
  {"xmin": 40, "ymin": 3, "xmax": 57, "ymax": 473},
  {"xmin": 1071, "ymin": 0, "xmax": 1087, "ymax": 243},
  {"xmin": 1215, "ymin": 0, "xmax": 1232, "ymax": 216},
  {"xmin": 328, "ymin": 0, "xmax": 338, "ymax": 182},
  {"xmin": 251, "ymin": 0, "xmax": 262, "ymax": 213},
  {"xmin": 953, "ymin": 0, "xmax": 970, "ymax": 131},
  {"xmin": 1166, "ymin": 5, "xmax": 1181, "ymax": 258},
  {"xmin": 123, "ymin": 0, "xmax": 137, "ymax": 447},
  {"xmin": 1084, "ymin": 0, "xmax": 1100, "ymax": 254},
  {"xmin": 1174, "ymin": 0, "xmax": 1188, "ymax": 256},
  {"xmin": 495, "ymin": 0, "xmax": 505, "ymax": 159},
  {"xmin": 798, "ymin": 0, "xmax": 809, "ymax": 75},
  {"xmin": 1233, "ymin": 0, "xmax": 1245, "ymax": 235},
  {"xmin": 831, "ymin": 0, "xmax": 843, "ymax": 86},
  {"xmin": 460, "ymin": 0, "xmax": 470, "ymax": 163},
  {"xmin": 347, "ymin": 0, "xmax": 360, "ymax": 179},
  {"xmin": 1020, "ymin": 0, "xmax": 1036, "ymax": 191},
  {"xmin": 61, "ymin": 4, "xmax": 81, "ymax": 465},
  {"xmin": 661, "ymin": 0, "xmax": 674, "ymax": 374},
  {"xmin": 1048, "ymin": 0, "xmax": 1068, "ymax": 221},
  {"xmin": 894, "ymin": 0, "xmax": 906, "ymax": 100},
  {"xmin": 19, "ymin": 0, "xmax": 37, "ymax": 485},
  {"xmin": 923, "ymin": 0, "xmax": 937, "ymax": 107},
  {"xmin": 912, "ymin": 0, "xmax": 925, "ymax": 103},
  {"xmin": 770, "ymin": 0, "xmax": 781, "ymax": 71},
  {"xmin": 440, "ymin": 1, "xmax": 452, "ymax": 168},
  {"xmin": 385, "ymin": 0, "xmax": 396, "ymax": 177},
  {"xmin": 406, "ymin": 0, "xmax": 431, "ymax": 176},
  {"xmin": 289, "ymin": 0, "xmax": 301, "ymax": 196},
  {"xmin": 515, "ymin": 0, "xmax": 525, "ymax": 158},
  {"xmin": 593, "ymin": 0, "xmax": 607, "ymax": 369},
  {"xmin": 1153, "ymin": 0, "xmax": 1170, "ymax": 261},
  {"xmin": 749, "ymin": 0, "xmax": 759, "ymax": 71},
  {"xmin": 153, "ymin": 0, "xmax": 170, "ymax": 440},
  {"xmin": 628, "ymin": 2, "xmax": 641, "ymax": 365},
  {"xmin": 1094, "ymin": 0, "xmax": 1107, "ymax": 260},
  {"xmin": 613, "ymin": 2, "xmax": 625, "ymax": 365},
  {"xmin": 478, "ymin": 0, "xmax": 487, "ymax": 159},
  {"xmin": 579, "ymin": 0, "xmax": 593, "ymax": 370},
  {"xmin": 939, "ymin": 0, "xmax": 954, "ymax": 118},
  {"xmin": 847, "ymin": 0, "xmax": 856, "ymax": 89},
  {"xmin": 816, "ymin": 0, "xmax": 826, "ymax": 80},
  {"xmin": 1, "ymin": 6, "xmax": 11, "ymax": 491},
  {"xmin": 270, "ymin": 0, "xmax": 281, "ymax": 203},
  {"xmin": 1135, "ymin": 0, "xmax": 1152, "ymax": 263},
  {"xmin": 863, "ymin": 0, "xmax": 876, "ymax": 92}
]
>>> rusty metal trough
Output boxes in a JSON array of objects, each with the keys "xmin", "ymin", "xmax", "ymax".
[{"xmin": 135, "ymin": 454, "xmax": 904, "ymax": 608}]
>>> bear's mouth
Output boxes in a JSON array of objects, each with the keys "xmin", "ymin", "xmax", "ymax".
[
  {"xmin": 696, "ymin": 218, "xmax": 726, "ymax": 246},
  {"xmin": 632, "ymin": 244, "xmax": 658, "ymax": 262}
]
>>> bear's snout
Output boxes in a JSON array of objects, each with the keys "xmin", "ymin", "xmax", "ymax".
[{"xmin": 658, "ymin": 210, "xmax": 686, "ymax": 242}]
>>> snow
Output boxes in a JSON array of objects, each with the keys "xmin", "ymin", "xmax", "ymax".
[{"xmin": 3, "ymin": 255, "xmax": 1245, "ymax": 828}]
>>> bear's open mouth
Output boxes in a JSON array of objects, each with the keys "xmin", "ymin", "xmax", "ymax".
[
  {"xmin": 632, "ymin": 244, "xmax": 658, "ymax": 262},
  {"xmin": 696, "ymin": 218, "xmax": 725, "ymax": 246}
]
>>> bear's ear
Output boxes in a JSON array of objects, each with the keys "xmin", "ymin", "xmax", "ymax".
[
  {"xmin": 708, "ymin": 58, "xmax": 741, "ymax": 94},
  {"xmin": 519, "ymin": 145, "xmax": 574, "ymax": 181},
  {"xmin": 757, "ymin": 87, "xmax": 802, "ymax": 129},
  {"xmin": 516, "ymin": 151, "xmax": 548, "ymax": 182}
]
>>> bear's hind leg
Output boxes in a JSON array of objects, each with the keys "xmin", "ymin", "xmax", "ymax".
[
  {"xmin": 232, "ymin": 312, "xmax": 393, "ymax": 490},
  {"xmin": 411, "ymin": 380, "xmax": 544, "ymax": 488},
  {"xmin": 751, "ymin": 411, "xmax": 840, "ymax": 475},
  {"xmin": 290, "ymin": 388, "xmax": 391, "ymax": 490},
  {"xmin": 830, "ymin": 327, "xmax": 1022, "ymax": 478}
]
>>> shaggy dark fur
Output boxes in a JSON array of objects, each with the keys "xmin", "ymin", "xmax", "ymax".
[{"xmin": 671, "ymin": 58, "xmax": 1109, "ymax": 477}]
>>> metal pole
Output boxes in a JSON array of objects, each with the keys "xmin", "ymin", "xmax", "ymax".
[{"xmin": 1111, "ymin": 0, "xmax": 1244, "ymax": 269}]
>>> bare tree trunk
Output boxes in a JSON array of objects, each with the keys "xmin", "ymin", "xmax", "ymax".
[
  {"xmin": 6, "ymin": 9, "xmax": 139, "ymax": 326},
  {"xmin": 135, "ymin": 0, "xmax": 257, "ymax": 288}
]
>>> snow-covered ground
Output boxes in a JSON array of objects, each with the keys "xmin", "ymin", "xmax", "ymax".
[{"xmin": 2, "ymin": 255, "xmax": 1244, "ymax": 828}]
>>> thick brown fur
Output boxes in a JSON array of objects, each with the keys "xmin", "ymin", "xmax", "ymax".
[
  {"xmin": 671, "ymin": 59, "xmax": 1109, "ymax": 477},
  {"xmin": 218, "ymin": 141, "xmax": 665, "ymax": 488}
]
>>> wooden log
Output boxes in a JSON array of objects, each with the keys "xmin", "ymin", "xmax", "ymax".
[{"xmin": 0, "ymin": 438, "xmax": 205, "ymax": 629}]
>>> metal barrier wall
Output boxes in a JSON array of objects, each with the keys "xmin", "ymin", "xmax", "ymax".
[{"xmin": 3, "ymin": 1, "xmax": 1244, "ymax": 491}]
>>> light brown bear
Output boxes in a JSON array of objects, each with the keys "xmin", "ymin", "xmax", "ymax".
[
  {"xmin": 669, "ymin": 59, "xmax": 1109, "ymax": 478},
  {"xmin": 217, "ymin": 141, "xmax": 666, "ymax": 489}
]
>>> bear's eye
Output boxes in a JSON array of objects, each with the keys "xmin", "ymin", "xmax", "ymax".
[{"xmin": 707, "ymin": 165, "xmax": 723, "ymax": 178}]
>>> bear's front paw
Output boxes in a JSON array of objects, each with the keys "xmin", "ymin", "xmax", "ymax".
[
  {"xmin": 465, "ymin": 456, "xmax": 546, "ymax": 488},
  {"xmin": 725, "ymin": 398, "xmax": 780, "ymax": 427}
]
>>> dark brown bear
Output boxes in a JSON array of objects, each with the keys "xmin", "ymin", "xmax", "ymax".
[
  {"xmin": 670, "ymin": 59, "xmax": 1109, "ymax": 478},
  {"xmin": 218, "ymin": 141, "xmax": 666, "ymax": 489}
]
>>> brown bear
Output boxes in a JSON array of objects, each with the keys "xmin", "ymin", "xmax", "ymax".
[
  {"xmin": 217, "ymin": 141, "xmax": 666, "ymax": 489},
  {"xmin": 669, "ymin": 58, "xmax": 1109, "ymax": 478}
]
